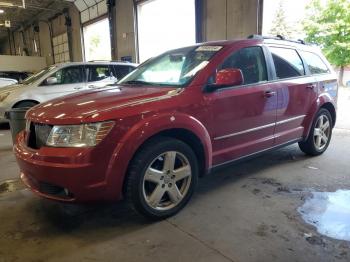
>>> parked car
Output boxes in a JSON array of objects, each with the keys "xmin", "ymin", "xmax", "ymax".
[
  {"xmin": 14, "ymin": 36, "xmax": 338, "ymax": 219},
  {"xmin": 0, "ymin": 71, "xmax": 31, "ymax": 83},
  {"xmin": 0, "ymin": 78, "xmax": 17, "ymax": 88},
  {"xmin": 0, "ymin": 61, "xmax": 137, "ymax": 122}
]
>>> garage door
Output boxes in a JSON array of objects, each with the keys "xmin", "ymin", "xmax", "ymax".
[{"xmin": 137, "ymin": 0, "xmax": 196, "ymax": 62}]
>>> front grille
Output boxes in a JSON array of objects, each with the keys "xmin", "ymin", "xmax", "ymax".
[{"xmin": 28, "ymin": 122, "xmax": 53, "ymax": 149}]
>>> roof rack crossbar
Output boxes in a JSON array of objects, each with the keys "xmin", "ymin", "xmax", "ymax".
[{"xmin": 247, "ymin": 34, "xmax": 306, "ymax": 45}]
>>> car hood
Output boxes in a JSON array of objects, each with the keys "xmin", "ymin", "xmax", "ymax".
[
  {"xmin": 27, "ymin": 85, "xmax": 180, "ymax": 124},
  {"xmin": 0, "ymin": 84, "xmax": 27, "ymax": 94}
]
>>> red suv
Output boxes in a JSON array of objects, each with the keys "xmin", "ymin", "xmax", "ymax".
[{"xmin": 15, "ymin": 36, "xmax": 338, "ymax": 219}]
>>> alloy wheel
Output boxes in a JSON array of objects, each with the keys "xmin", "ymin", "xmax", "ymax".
[
  {"xmin": 142, "ymin": 151, "xmax": 192, "ymax": 211},
  {"xmin": 313, "ymin": 114, "xmax": 331, "ymax": 151}
]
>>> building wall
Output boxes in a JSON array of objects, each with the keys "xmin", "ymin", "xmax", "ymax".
[
  {"xmin": 0, "ymin": 0, "xmax": 261, "ymax": 64},
  {"xmin": 115, "ymin": 0, "xmax": 136, "ymax": 62},
  {"xmin": 0, "ymin": 5, "xmax": 82, "ymax": 67},
  {"xmin": 203, "ymin": 0, "xmax": 261, "ymax": 41}
]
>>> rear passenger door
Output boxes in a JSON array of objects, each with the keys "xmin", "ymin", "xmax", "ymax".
[
  {"xmin": 85, "ymin": 65, "xmax": 117, "ymax": 89},
  {"xmin": 267, "ymin": 46, "xmax": 318, "ymax": 145}
]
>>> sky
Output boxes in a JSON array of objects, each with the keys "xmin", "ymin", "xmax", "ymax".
[{"xmin": 263, "ymin": 0, "xmax": 312, "ymax": 39}]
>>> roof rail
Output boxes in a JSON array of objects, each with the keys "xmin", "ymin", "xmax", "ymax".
[
  {"xmin": 247, "ymin": 34, "xmax": 306, "ymax": 45},
  {"xmin": 88, "ymin": 60, "xmax": 112, "ymax": 62}
]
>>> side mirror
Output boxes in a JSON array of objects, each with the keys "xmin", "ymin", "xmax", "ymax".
[
  {"xmin": 46, "ymin": 76, "xmax": 58, "ymax": 85},
  {"xmin": 206, "ymin": 68, "xmax": 244, "ymax": 92},
  {"xmin": 216, "ymin": 68, "xmax": 244, "ymax": 87}
]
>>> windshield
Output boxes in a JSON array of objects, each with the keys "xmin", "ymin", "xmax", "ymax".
[
  {"xmin": 22, "ymin": 65, "xmax": 57, "ymax": 85},
  {"xmin": 118, "ymin": 45, "xmax": 223, "ymax": 87}
]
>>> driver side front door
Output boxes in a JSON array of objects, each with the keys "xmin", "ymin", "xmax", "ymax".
[
  {"xmin": 206, "ymin": 46, "xmax": 277, "ymax": 166},
  {"xmin": 37, "ymin": 65, "xmax": 86, "ymax": 101}
]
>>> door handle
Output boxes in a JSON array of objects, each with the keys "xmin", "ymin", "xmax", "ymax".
[
  {"xmin": 264, "ymin": 90, "xmax": 276, "ymax": 98},
  {"xmin": 88, "ymin": 85, "xmax": 97, "ymax": 89},
  {"xmin": 306, "ymin": 84, "xmax": 317, "ymax": 89},
  {"xmin": 74, "ymin": 86, "xmax": 83, "ymax": 90}
]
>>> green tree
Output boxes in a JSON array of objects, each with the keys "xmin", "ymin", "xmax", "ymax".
[
  {"xmin": 303, "ymin": 0, "xmax": 350, "ymax": 85},
  {"xmin": 269, "ymin": 1, "xmax": 295, "ymax": 38},
  {"xmin": 89, "ymin": 35, "xmax": 101, "ymax": 58}
]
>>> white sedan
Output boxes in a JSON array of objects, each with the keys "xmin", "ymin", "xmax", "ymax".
[{"xmin": 0, "ymin": 61, "xmax": 137, "ymax": 122}]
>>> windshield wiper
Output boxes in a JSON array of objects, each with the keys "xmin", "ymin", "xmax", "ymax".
[{"xmin": 123, "ymin": 80, "xmax": 153, "ymax": 85}]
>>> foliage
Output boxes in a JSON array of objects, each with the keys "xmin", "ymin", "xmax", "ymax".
[
  {"xmin": 269, "ymin": 1, "xmax": 296, "ymax": 38},
  {"xmin": 303, "ymin": 0, "xmax": 350, "ymax": 68}
]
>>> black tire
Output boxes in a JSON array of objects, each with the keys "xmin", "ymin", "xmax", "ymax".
[
  {"xmin": 13, "ymin": 101, "xmax": 38, "ymax": 108},
  {"xmin": 299, "ymin": 108, "xmax": 333, "ymax": 156},
  {"xmin": 126, "ymin": 137, "xmax": 198, "ymax": 220}
]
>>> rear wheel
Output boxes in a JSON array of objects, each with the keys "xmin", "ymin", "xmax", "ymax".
[
  {"xmin": 299, "ymin": 108, "xmax": 333, "ymax": 156},
  {"xmin": 126, "ymin": 137, "xmax": 198, "ymax": 220}
]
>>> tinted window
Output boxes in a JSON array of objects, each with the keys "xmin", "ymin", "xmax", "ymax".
[
  {"xmin": 269, "ymin": 47, "xmax": 305, "ymax": 79},
  {"xmin": 46, "ymin": 66, "xmax": 83, "ymax": 85},
  {"xmin": 220, "ymin": 46, "xmax": 267, "ymax": 85},
  {"xmin": 86, "ymin": 65, "xmax": 113, "ymax": 82},
  {"xmin": 300, "ymin": 51, "xmax": 330, "ymax": 75},
  {"xmin": 114, "ymin": 65, "xmax": 133, "ymax": 79}
]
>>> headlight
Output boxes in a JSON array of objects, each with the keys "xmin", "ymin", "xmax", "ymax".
[
  {"xmin": 0, "ymin": 92, "xmax": 10, "ymax": 102},
  {"xmin": 46, "ymin": 121, "xmax": 114, "ymax": 147}
]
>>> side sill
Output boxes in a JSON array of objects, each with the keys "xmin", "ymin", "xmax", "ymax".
[{"xmin": 207, "ymin": 138, "xmax": 302, "ymax": 174}]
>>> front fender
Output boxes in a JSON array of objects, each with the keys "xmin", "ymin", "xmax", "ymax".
[{"xmin": 104, "ymin": 112, "xmax": 212, "ymax": 200}]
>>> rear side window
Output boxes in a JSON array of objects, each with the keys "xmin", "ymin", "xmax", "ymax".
[
  {"xmin": 269, "ymin": 47, "xmax": 305, "ymax": 79},
  {"xmin": 220, "ymin": 46, "xmax": 268, "ymax": 85},
  {"xmin": 113, "ymin": 65, "xmax": 134, "ymax": 79},
  {"xmin": 300, "ymin": 51, "xmax": 330, "ymax": 75},
  {"xmin": 86, "ymin": 65, "xmax": 113, "ymax": 82}
]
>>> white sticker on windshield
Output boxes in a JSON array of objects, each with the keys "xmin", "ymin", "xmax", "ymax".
[
  {"xmin": 195, "ymin": 46, "xmax": 223, "ymax": 52},
  {"xmin": 184, "ymin": 61, "xmax": 209, "ymax": 78}
]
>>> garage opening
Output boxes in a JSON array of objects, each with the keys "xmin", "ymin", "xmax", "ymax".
[
  {"xmin": 137, "ymin": 0, "xmax": 196, "ymax": 62},
  {"xmin": 83, "ymin": 18, "xmax": 112, "ymax": 62}
]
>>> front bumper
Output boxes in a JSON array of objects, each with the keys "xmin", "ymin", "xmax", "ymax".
[{"xmin": 14, "ymin": 131, "xmax": 121, "ymax": 202}]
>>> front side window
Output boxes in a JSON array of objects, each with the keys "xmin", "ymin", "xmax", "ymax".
[
  {"xmin": 22, "ymin": 66, "xmax": 57, "ymax": 85},
  {"xmin": 269, "ymin": 47, "xmax": 305, "ymax": 79},
  {"xmin": 86, "ymin": 65, "xmax": 113, "ymax": 82},
  {"xmin": 44, "ymin": 66, "xmax": 83, "ymax": 85},
  {"xmin": 219, "ymin": 46, "xmax": 268, "ymax": 85},
  {"xmin": 300, "ymin": 51, "xmax": 330, "ymax": 75},
  {"xmin": 119, "ymin": 45, "xmax": 222, "ymax": 87}
]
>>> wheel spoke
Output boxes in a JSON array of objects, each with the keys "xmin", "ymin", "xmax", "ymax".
[
  {"xmin": 167, "ymin": 184, "xmax": 183, "ymax": 204},
  {"xmin": 321, "ymin": 120, "xmax": 330, "ymax": 131},
  {"xmin": 315, "ymin": 135, "xmax": 322, "ymax": 148},
  {"xmin": 314, "ymin": 128, "xmax": 321, "ymax": 137},
  {"xmin": 145, "ymin": 168, "xmax": 163, "ymax": 184},
  {"xmin": 173, "ymin": 165, "xmax": 191, "ymax": 182},
  {"xmin": 148, "ymin": 185, "xmax": 166, "ymax": 207},
  {"xmin": 318, "ymin": 115, "xmax": 324, "ymax": 128},
  {"xmin": 163, "ymin": 151, "xmax": 176, "ymax": 172},
  {"xmin": 321, "ymin": 134, "xmax": 328, "ymax": 144}
]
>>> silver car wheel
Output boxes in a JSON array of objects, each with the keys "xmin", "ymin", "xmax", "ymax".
[
  {"xmin": 142, "ymin": 151, "xmax": 192, "ymax": 211},
  {"xmin": 313, "ymin": 114, "xmax": 331, "ymax": 151}
]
